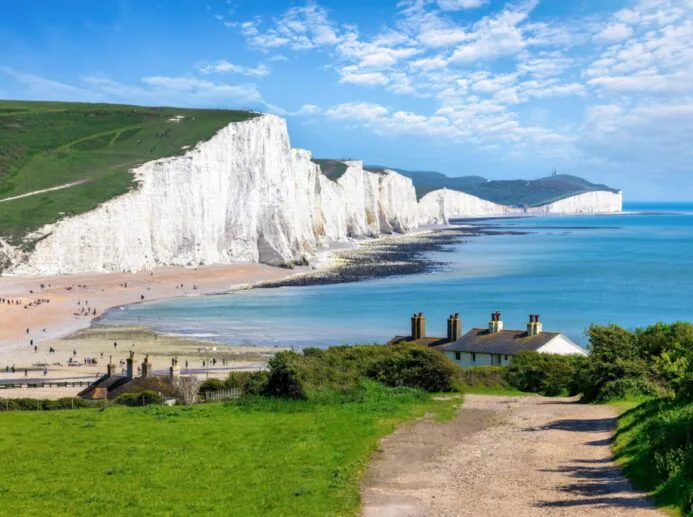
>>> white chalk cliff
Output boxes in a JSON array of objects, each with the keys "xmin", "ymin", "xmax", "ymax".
[{"xmin": 5, "ymin": 115, "xmax": 622, "ymax": 275}]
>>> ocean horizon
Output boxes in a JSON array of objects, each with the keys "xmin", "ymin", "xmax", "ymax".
[{"xmin": 99, "ymin": 201, "xmax": 693, "ymax": 348}]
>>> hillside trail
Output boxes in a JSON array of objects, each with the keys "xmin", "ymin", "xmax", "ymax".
[
  {"xmin": 361, "ymin": 394, "xmax": 661, "ymax": 517},
  {"xmin": 0, "ymin": 179, "xmax": 89, "ymax": 204}
]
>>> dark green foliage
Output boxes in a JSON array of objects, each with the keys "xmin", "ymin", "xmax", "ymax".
[
  {"xmin": 503, "ymin": 351, "xmax": 581, "ymax": 396},
  {"xmin": 577, "ymin": 322, "xmax": 693, "ymax": 402},
  {"xmin": 311, "ymin": 159, "xmax": 348, "ymax": 181},
  {"xmin": 366, "ymin": 345, "xmax": 461, "ymax": 392},
  {"xmin": 225, "ymin": 370, "xmax": 268, "ymax": 395},
  {"xmin": 457, "ymin": 366, "xmax": 508, "ymax": 389},
  {"xmin": 199, "ymin": 378, "xmax": 225, "ymax": 394},
  {"xmin": 114, "ymin": 390, "xmax": 164, "ymax": 406},
  {"xmin": 263, "ymin": 343, "xmax": 461, "ymax": 399},
  {"xmin": 0, "ymin": 397, "xmax": 100, "ymax": 411},
  {"xmin": 615, "ymin": 399, "xmax": 693, "ymax": 515}
]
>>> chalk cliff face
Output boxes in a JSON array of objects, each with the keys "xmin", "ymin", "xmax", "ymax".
[
  {"xmin": 418, "ymin": 189, "xmax": 514, "ymax": 224},
  {"xmin": 525, "ymin": 191, "xmax": 623, "ymax": 214},
  {"xmin": 5, "ymin": 115, "xmax": 622, "ymax": 275},
  {"xmin": 10, "ymin": 116, "xmax": 421, "ymax": 275}
]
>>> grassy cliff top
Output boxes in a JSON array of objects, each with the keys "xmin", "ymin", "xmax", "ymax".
[{"xmin": 0, "ymin": 100, "xmax": 257, "ymax": 245}]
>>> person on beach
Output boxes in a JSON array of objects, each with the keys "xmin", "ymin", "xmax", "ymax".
[
  {"xmin": 114, "ymin": 342, "xmax": 117, "ymax": 350},
  {"xmin": 24, "ymin": 369, "xmax": 27, "ymax": 377}
]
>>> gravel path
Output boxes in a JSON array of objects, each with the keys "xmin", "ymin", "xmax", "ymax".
[{"xmin": 361, "ymin": 394, "xmax": 660, "ymax": 516}]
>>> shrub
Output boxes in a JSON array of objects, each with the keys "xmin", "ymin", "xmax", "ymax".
[
  {"xmin": 263, "ymin": 344, "xmax": 460, "ymax": 399},
  {"xmin": 114, "ymin": 391, "xmax": 164, "ymax": 407},
  {"xmin": 458, "ymin": 366, "xmax": 509, "ymax": 390},
  {"xmin": 199, "ymin": 378, "xmax": 225, "ymax": 394},
  {"xmin": 0, "ymin": 397, "xmax": 100, "ymax": 411},
  {"xmin": 503, "ymin": 351, "xmax": 578, "ymax": 396},
  {"xmin": 265, "ymin": 351, "xmax": 359, "ymax": 399},
  {"xmin": 225, "ymin": 371, "xmax": 268, "ymax": 395},
  {"xmin": 365, "ymin": 344, "xmax": 461, "ymax": 392}
]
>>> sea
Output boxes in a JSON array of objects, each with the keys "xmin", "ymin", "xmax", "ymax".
[{"xmin": 99, "ymin": 202, "xmax": 693, "ymax": 348}]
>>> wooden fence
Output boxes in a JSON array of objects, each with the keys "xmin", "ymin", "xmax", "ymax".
[{"xmin": 203, "ymin": 388, "xmax": 242, "ymax": 401}]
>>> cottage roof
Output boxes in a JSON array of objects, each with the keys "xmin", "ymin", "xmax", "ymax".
[
  {"xmin": 387, "ymin": 335, "xmax": 450, "ymax": 348},
  {"xmin": 440, "ymin": 328, "xmax": 561, "ymax": 355}
]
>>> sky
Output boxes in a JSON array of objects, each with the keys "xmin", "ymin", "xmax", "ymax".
[{"xmin": 1, "ymin": 0, "xmax": 692, "ymax": 200}]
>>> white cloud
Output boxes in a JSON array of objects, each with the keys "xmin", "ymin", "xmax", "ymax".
[
  {"xmin": 594, "ymin": 23, "xmax": 633, "ymax": 43},
  {"xmin": 437, "ymin": 0, "xmax": 488, "ymax": 10},
  {"xmin": 339, "ymin": 71, "xmax": 389, "ymax": 86},
  {"xmin": 195, "ymin": 60, "xmax": 271, "ymax": 77}
]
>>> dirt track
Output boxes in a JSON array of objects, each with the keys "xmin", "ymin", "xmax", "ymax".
[{"xmin": 361, "ymin": 394, "xmax": 660, "ymax": 516}]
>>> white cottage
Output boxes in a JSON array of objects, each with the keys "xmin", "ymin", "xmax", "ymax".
[{"xmin": 439, "ymin": 312, "xmax": 587, "ymax": 367}]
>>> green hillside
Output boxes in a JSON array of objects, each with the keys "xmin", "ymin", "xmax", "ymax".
[
  {"xmin": 0, "ymin": 100, "xmax": 257, "ymax": 246},
  {"xmin": 363, "ymin": 165, "xmax": 619, "ymax": 207}
]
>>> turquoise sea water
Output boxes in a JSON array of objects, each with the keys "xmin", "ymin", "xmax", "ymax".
[{"xmin": 100, "ymin": 202, "xmax": 693, "ymax": 347}]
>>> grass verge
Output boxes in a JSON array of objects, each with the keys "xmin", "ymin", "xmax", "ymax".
[
  {"xmin": 612, "ymin": 398, "xmax": 689, "ymax": 516},
  {"xmin": 0, "ymin": 381, "xmax": 461, "ymax": 516}
]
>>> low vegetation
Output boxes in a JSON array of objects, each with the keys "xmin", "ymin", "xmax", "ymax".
[
  {"xmin": 0, "ymin": 381, "xmax": 459, "ymax": 516},
  {"xmin": 0, "ymin": 100, "xmax": 257, "ymax": 244},
  {"xmin": 0, "ymin": 343, "xmax": 462, "ymax": 515}
]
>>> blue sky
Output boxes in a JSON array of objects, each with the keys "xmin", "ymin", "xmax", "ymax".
[{"xmin": 1, "ymin": 0, "xmax": 692, "ymax": 200}]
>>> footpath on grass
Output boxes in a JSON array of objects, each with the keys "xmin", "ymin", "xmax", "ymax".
[{"xmin": 361, "ymin": 394, "xmax": 661, "ymax": 517}]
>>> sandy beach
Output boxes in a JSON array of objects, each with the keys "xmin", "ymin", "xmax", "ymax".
[{"xmin": 0, "ymin": 263, "xmax": 300, "ymax": 397}]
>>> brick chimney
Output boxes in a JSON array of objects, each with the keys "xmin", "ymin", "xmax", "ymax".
[
  {"xmin": 488, "ymin": 311, "xmax": 504, "ymax": 334},
  {"xmin": 527, "ymin": 314, "xmax": 543, "ymax": 336},
  {"xmin": 411, "ymin": 312, "xmax": 426, "ymax": 340},
  {"xmin": 126, "ymin": 351, "xmax": 135, "ymax": 379},
  {"xmin": 141, "ymin": 354, "xmax": 153, "ymax": 378},
  {"xmin": 106, "ymin": 355, "xmax": 116, "ymax": 377},
  {"xmin": 447, "ymin": 313, "xmax": 462, "ymax": 342}
]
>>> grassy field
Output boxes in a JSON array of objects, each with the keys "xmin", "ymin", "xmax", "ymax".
[
  {"xmin": 0, "ymin": 100, "xmax": 257, "ymax": 244},
  {"xmin": 0, "ymin": 382, "xmax": 460, "ymax": 516}
]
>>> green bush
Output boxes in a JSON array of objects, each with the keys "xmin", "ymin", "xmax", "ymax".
[
  {"xmin": 225, "ymin": 371, "xmax": 268, "ymax": 395},
  {"xmin": 199, "ymin": 379, "xmax": 225, "ymax": 394},
  {"xmin": 365, "ymin": 344, "xmax": 461, "ymax": 392},
  {"xmin": 263, "ymin": 344, "xmax": 461, "ymax": 399},
  {"xmin": 114, "ymin": 391, "xmax": 164, "ymax": 407},
  {"xmin": 458, "ymin": 366, "xmax": 509, "ymax": 389},
  {"xmin": 0, "ymin": 397, "xmax": 100, "ymax": 411},
  {"xmin": 503, "ymin": 351, "xmax": 579, "ymax": 396},
  {"xmin": 617, "ymin": 399, "xmax": 693, "ymax": 515},
  {"xmin": 265, "ymin": 351, "xmax": 359, "ymax": 399}
]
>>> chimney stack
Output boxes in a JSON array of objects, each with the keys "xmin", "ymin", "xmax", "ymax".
[
  {"xmin": 141, "ymin": 354, "xmax": 153, "ymax": 378},
  {"xmin": 126, "ymin": 351, "xmax": 135, "ymax": 379},
  {"xmin": 488, "ymin": 311, "xmax": 504, "ymax": 334},
  {"xmin": 527, "ymin": 314, "xmax": 543, "ymax": 336},
  {"xmin": 106, "ymin": 355, "xmax": 116, "ymax": 377},
  {"xmin": 447, "ymin": 313, "xmax": 462, "ymax": 342},
  {"xmin": 169, "ymin": 357, "xmax": 180, "ymax": 380}
]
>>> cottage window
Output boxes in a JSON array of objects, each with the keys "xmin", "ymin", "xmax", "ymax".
[
  {"xmin": 472, "ymin": 353, "xmax": 476, "ymax": 362},
  {"xmin": 504, "ymin": 355, "xmax": 509, "ymax": 361},
  {"xmin": 455, "ymin": 352, "xmax": 461, "ymax": 360}
]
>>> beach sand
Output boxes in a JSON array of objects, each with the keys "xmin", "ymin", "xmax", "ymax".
[{"xmin": 0, "ymin": 263, "xmax": 299, "ymax": 397}]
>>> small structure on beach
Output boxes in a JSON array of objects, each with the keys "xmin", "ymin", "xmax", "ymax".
[
  {"xmin": 78, "ymin": 353, "xmax": 181, "ymax": 400},
  {"xmin": 389, "ymin": 312, "xmax": 586, "ymax": 367}
]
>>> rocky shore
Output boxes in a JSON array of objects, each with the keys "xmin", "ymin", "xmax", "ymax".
[{"xmin": 259, "ymin": 222, "xmax": 529, "ymax": 288}]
